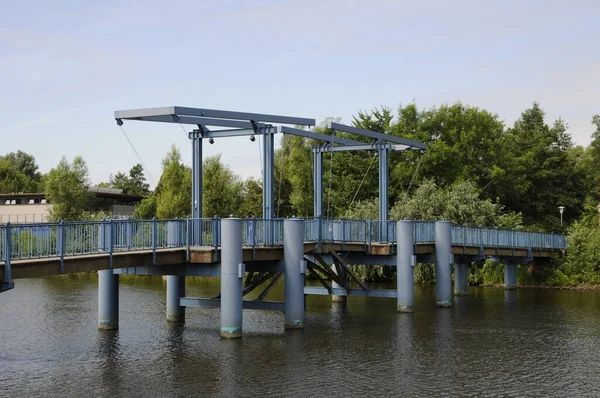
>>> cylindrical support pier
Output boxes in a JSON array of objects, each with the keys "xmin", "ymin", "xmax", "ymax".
[
  {"xmin": 397, "ymin": 220, "xmax": 414, "ymax": 312},
  {"xmin": 98, "ymin": 269, "xmax": 119, "ymax": 330},
  {"xmin": 435, "ymin": 221, "xmax": 452, "ymax": 307},
  {"xmin": 166, "ymin": 275, "xmax": 186, "ymax": 322},
  {"xmin": 284, "ymin": 218, "xmax": 305, "ymax": 329},
  {"xmin": 331, "ymin": 266, "xmax": 347, "ymax": 303},
  {"xmin": 454, "ymin": 263, "xmax": 469, "ymax": 296},
  {"xmin": 504, "ymin": 263, "xmax": 517, "ymax": 290},
  {"xmin": 220, "ymin": 218, "xmax": 244, "ymax": 338}
]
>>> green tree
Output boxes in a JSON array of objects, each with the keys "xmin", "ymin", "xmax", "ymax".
[
  {"xmin": 498, "ymin": 103, "xmax": 585, "ymax": 230},
  {"xmin": 239, "ymin": 178, "xmax": 263, "ymax": 217},
  {"xmin": 202, "ymin": 155, "xmax": 243, "ymax": 217},
  {"xmin": 44, "ymin": 156, "xmax": 91, "ymax": 221},
  {"xmin": 389, "ymin": 102, "xmax": 506, "ymax": 201},
  {"xmin": 0, "ymin": 151, "xmax": 42, "ymax": 183},
  {"xmin": 133, "ymin": 195, "xmax": 158, "ymax": 219},
  {"xmin": 156, "ymin": 145, "xmax": 192, "ymax": 219},
  {"xmin": 105, "ymin": 164, "xmax": 150, "ymax": 196}
]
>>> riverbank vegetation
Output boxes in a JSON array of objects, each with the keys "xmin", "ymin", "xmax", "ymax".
[{"xmin": 2, "ymin": 102, "xmax": 599, "ymax": 287}]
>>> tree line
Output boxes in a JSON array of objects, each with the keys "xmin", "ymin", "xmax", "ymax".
[{"xmin": 2, "ymin": 101, "xmax": 599, "ymax": 285}]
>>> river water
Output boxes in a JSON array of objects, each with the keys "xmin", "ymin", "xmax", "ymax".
[{"xmin": 1, "ymin": 275, "xmax": 600, "ymax": 397}]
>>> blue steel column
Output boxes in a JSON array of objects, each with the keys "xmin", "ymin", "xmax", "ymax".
[
  {"xmin": 435, "ymin": 221, "xmax": 452, "ymax": 307},
  {"xmin": 98, "ymin": 269, "xmax": 119, "ymax": 330},
  {"xmin": 332, "ymin": 264, "xmax": 346, "ymax": 303},
  {"xmin": 190, "ymin": 129, "xmax": 203, "ymax": 245},
  {"xmin": 166, "ymin": 275, "xmax": 186, "ymax": 322},
  {"xmin": 504, "ymin": 263, "xmax": 517, "ymax": 290},
  {"xmin": 220, "ymin": 218, "xmax": 244, "ymax": 338},
  {"xmin": 263, "ymin": 127, "xmax": 274, "ymax": 220},
  {"xmin": 397, "ymin": 220, "xmax": 414, "ymax": 312},
  {"xmin": 2, "ymin": 223, "xmax": 14, "ymax": 292},
  {"xmin": 454, "ymin": 263, "xmax": 468, "ymax": 296},
  {"xmin": 313, "ymin": 150, "xmax": 323, "ymax": 218},
  {"xmin": 378, "ymin": 147, "xmax": 389, "ymax": 242},
  {"xmin": 284, "ymin": 218, "xmax": 305, "ymax": 329}
]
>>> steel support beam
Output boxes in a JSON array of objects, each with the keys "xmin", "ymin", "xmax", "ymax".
[
  {"xmin": 331, "ymin": 265, "xmax": 347, "ymax": 303},
  {"xmin": 1, "ymin": 223, "xmax": 14, "ymax": 293},
  {"xmin": 379, "ymin": 147, "xmax": 389, "ymax": 241},
  {"xmin": 190, "ymin": 130, "xmax": 202, "ymax": 245},
  {"xmin": 98, "ymin": 269, "xmax": 119, "ymax": 330},
  {"xmin": 115, "ymin": 106, "xmax": 315, "ymax": 126},
  {"xmin": 117, "ymin": 114, "xmax": 266, "ymax": 129},
  {"xmin": 166, "ymin": 275, "xmax": 185, "ymax": 322},
  {"xmin": 435, "ymin": 221, "xmax": 452, "ymax": 307},
  {"xmin": 313, "ymin": 151, "xmax": 323, "ymax": 218},
  {"xmin": 397, "ymin": 220, "xmax": 415, "ymax": 312},
  {"xmin": 284, "ymin": 219, "xmax": 305, "ymax": 329},
  {"xmin": 504, "ymin": 264, "xmax": 517, "ymax": 290},
  {"xmin": 180, "ymin": 297, "xmax": 284, "ymax": 311},
  {"xmin": 328, "ymin": 121, "xmax": 427, "ymax": 149},
  {"xmin": 281, "ymin": 126, "xmax": 363, "ymax": 146},
  {"xmin": 304, "ymin": 286, "xmax": 398, "ymax": 298},
  {"xmin": 263, "ymin": 128, "xmax": 275, "ymax": 220},
  {"xmin": 312, "ymin": 143, "xmax": 407, "ymax": 153},
  {"xmin": 220, "ymin": 218, "xmax": 244, "ymax": 338},
  {"xmin": 454, "ymin": 263, "xmax": 469, "ymax": 296}
]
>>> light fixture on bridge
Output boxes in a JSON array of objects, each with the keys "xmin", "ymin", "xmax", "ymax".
[
  {"xmin": 250, "ymin": 135, "xmax": 256, "ymax": 142},
  {"xmin": 209, "ymin": 138, "xmax": 215, "ymax": 145},
  {"xmin": 558, "ymin": 206, "xmax": 565, "ymax": 226}
]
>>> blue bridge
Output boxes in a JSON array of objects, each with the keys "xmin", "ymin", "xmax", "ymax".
[{"xmin": 0, "ymin": 106, "xmax": 568, "ymax": 338}]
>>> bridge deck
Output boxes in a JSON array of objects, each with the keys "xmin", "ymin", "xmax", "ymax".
[{"xmin": 3, "ymin": 242, "xmax": 562, "ymax": 280}]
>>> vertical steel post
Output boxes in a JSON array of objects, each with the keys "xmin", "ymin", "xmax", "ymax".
[
  {"xmin": 190, "ymin": 129, "xmax": 203, "ymax": 245},
  {"xmin": 331, "ymin": 265, "xmax": 346, "ymax": 303},
  {"xmin": 397, "ymin": 220, "xmax": 414, "ymax": 312},
  {"xmin": 98, "ymin": 269, "xmax": 119, "ymax": 330},
  {"xmin": 504, "ymin": 263, "xmax": 517, "ymax": 290},
  {"xmin": 435, "ymin": 221, "xmax": 452, "ymax": 307},
  {"xmin": 166, "ymin": 275, "xmax": 186, "ymax": 322},
  {"xmin": 151, "ymin": 217, "xmax": 157, "ymax": 265},
  {"xmin": 378, "ymin": 147, "xmax": 389, "ymax": 242},
  {"xmin": 454, "ymin": 263, "xmax": 468, "ymax": 296},
  {"xmin": 313, "ymin": 149, "xmax": 323, "ymax": 218},
  {"xmin": 57, "ymin": 220, "xmax": 65, "ymax": 274},
  {"xmin": 284, "ymin": 218, "xmax": 305, "ymax": 329},
  {"xmin": 220, "ymin": 218, "xmax": 244, "ymax": 338},
  {"xmin": 263, "ymin": 127, "xmax": 274, "ymax": 220},
  {"xmin": 2, "ymin": 223, "xmax": 13, "ymax": 291}
]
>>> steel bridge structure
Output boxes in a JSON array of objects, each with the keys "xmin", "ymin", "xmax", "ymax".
[{"xmin": 0, "ymin": 106, "xmax": 568, "ymax": 338}]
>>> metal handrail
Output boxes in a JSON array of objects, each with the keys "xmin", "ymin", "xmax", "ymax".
[{"xmin": 0, "ymin": 217, "xmax": 567, "ymax": 263}]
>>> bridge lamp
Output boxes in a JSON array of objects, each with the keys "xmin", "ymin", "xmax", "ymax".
[
  {"xmin": 208, "ymin": 138, "xmax": 215, "ymax": 145},
  {"xmin": 250, "ymin": 135, "xmax": 256, "ymax": 142},
  {"xmin": 558, "ymin": 206, "xmax": 565, "ymax": 226}
]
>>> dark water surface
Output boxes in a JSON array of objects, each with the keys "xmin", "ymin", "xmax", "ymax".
[{"xmin": 1, "ymin": 276, "xmax": 600, "ymax": 397}]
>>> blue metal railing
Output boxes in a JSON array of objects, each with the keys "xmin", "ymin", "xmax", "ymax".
[{"xmin": 0, "ymin": 218, "xmax": 566, "ymax": 264}]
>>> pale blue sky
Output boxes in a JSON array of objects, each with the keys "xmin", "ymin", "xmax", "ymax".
[{"xmin": 1, "ymin": 0, "xmax": 599, "ymax": 187}]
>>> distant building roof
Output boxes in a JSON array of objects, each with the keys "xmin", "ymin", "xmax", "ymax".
[{"xmin": 0, "ymin": 186, "xmax": 144, "ymax": 201}]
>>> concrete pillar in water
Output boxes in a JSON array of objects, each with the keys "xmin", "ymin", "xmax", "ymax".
[
  {"xmin": 396, "ymin": 220, "xmax": 414, "ymax": 312},
  {"xmin": 98, "ymin": 269, "xmax": 119, "ymax": 330},
  {"xmin": 331, "ymin": 265, "xmax": 347, "ymax": 303},
  {"xmin": 166, "ymin": 275, "xmax": 186, "ymax": 322},
  {"xmin": 504, "ymin": 263, "xmax": 517, "ymax": 290},
  {"xmin": 284, "ymin": 218, "xmax": 305, "ymax": 329},
  {"xmin": 454, "ymin": 263, "xmax": 469, "ymax": 296},
  {"xmin": 435, "ymin": 221, "xmax": 452, "ymax": 307},
  {"xmin": 220, "ymin": 218, "xmax": 243, "ymax": 338}
]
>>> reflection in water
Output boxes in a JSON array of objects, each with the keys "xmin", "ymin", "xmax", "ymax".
[
  {"xmin": 1, "ymin": 276, "xmax": 600, "ymax": 397},
  {"xmin": 97, "ymin": 331, "xmax": 122, "ymax": 396}
]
